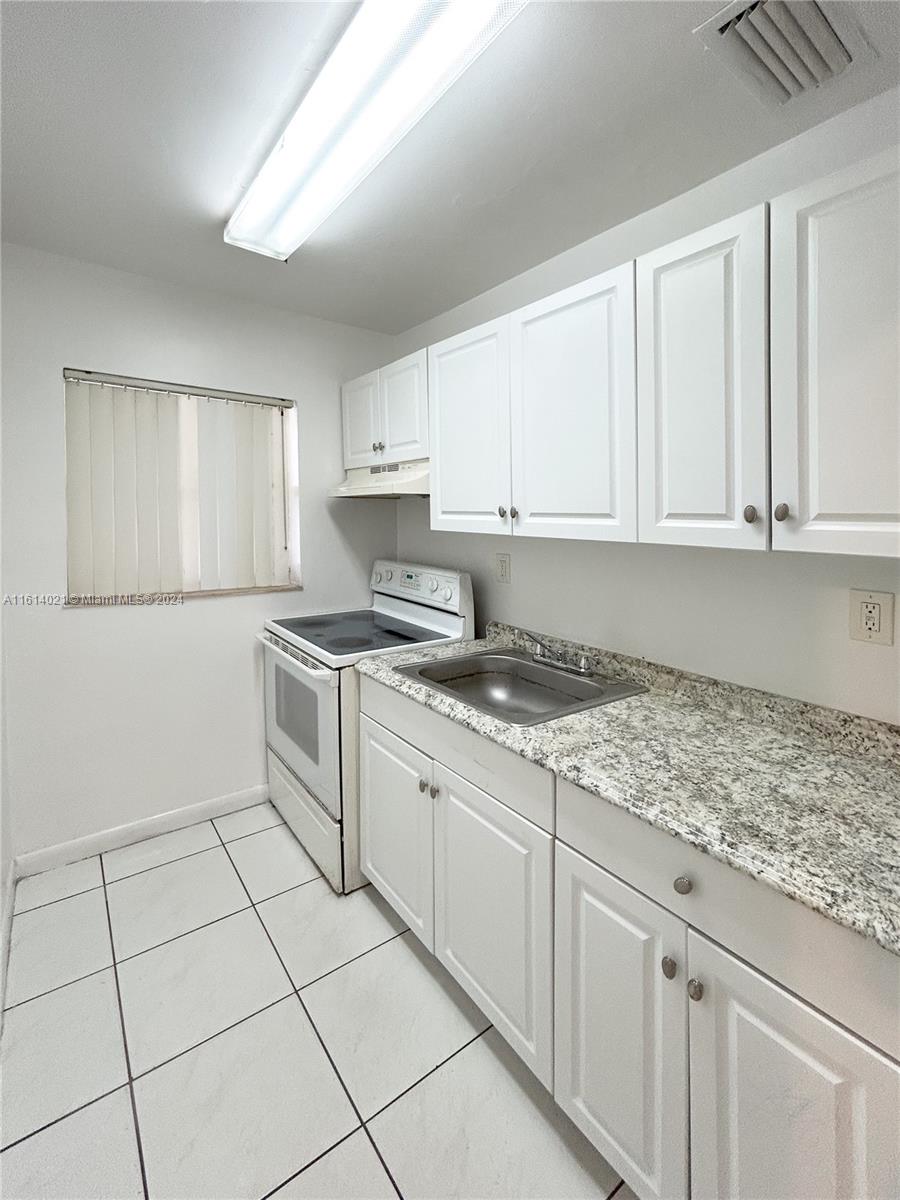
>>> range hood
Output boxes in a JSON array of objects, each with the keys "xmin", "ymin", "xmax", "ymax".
[{"xmin": 329, "ymin": 460, "xmax": 430, "ymax": 498}]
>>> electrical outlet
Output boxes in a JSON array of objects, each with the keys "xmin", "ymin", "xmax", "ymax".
[
  {"xmin": 849, "ymin": 589, "xmax": 894, "ymax": 645},
  {"xmin": 495, "ymin": 553, "xmax": 511, "ymax": 585}
]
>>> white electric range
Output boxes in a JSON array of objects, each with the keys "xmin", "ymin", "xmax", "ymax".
[{"xmin": 259, "ymin": 560, "xmax": 474, "ymax": 893}]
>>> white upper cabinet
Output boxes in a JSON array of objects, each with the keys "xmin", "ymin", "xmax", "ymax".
[
  {"xmin": 637, "ymin": 207, "xmax": 768, "ymax": 550},
  {"xmin": 429, "ymin": 317, "xmax": 512, "ymax": 535},
  {"xmin": 509, "ymin": 265, "xmax": 637, "ymax": 541},
  {"xmin": 379, "ymin": 349, "xmax": 429, "ymax": 464},
  {"xmin": 689, "ymin": 931, "xmax": 900, "ymax": 1200},
  {"xmin": 341, "ymin": 370, "xmax": 381, "ymax": 470},
  {"xmin": 771, "ymin": 152, "xmax": 900, "ymax": 557},
  {"xmin": 554, "ymin": 843, "xmax": 689, "ymax": 1200},
  {"xmin": 341, "ymin": 351, "xmax": 428, "ymax": 470}
]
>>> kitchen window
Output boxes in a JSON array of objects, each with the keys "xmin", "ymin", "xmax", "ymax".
[{"xmin": 64, "ymin": 370, "xmax": 300, "ymax": 598}]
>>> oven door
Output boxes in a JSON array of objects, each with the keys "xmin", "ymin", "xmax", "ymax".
[{"xmin": 259, "ymin": 634, "xmax": 341, "ymax": 819}]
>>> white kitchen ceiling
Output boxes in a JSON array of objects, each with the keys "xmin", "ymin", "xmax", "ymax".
[{"xmin": 3, "ymin": 1, "xmax": 898, "ymax": 334}]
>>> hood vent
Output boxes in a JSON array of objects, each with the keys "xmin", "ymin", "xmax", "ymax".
[{"xmin": 695, "ymin": 1, "xmax": 875, "ymax": 107}]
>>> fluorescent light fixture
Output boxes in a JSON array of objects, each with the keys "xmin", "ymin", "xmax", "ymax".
[{"xmin": 225, "ymin": 0, "xmax": 527, "ymax": 260}]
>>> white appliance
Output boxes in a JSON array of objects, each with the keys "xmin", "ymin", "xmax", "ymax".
[
  {"xmin": 328, "ymin": 460, "xmax": 430, "ymax": 498},
  {"xmin": 259, "ymin": 560, "xmax": 473, "ymax": 892}
]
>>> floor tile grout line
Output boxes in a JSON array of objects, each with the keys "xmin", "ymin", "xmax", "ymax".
[
  {"xmin": 294, "ymin": 988, "xmax": 404, "ymax": 1200},
  {"xmin": 2, "ymin": 963, "xmax": 112, "ymax": 1013},
  {"xmin": 363, "ymin": 1025, "xmax": 492, "ymax": 1125},
  {"xmin": 12, "ymin": 881, "xmax": 105, "ymax": 917},
  {"xmin": 294, "ymin": 928, "xmax": 409, "ymax": 993},
  {"xmin": 105, "ymin": 840, "xmax": 225, "ymax": 886},
  {"xmin": 212, "ymin": 824, "xmax": 405, "ymax": 1200},
  {"xmin": 0, "ymin": 1083, "xmax": 130, "ymax": 1155},
  {"xmin": 106, "ymin": 819, "xmax": 290, "ymax": 886},
  {"xmin": 113, "ymin": 903, "xmax": 254, "ymax": 965},
  {"xmin": 131, "ymin": 993, "xmax": 295, "ymax": 1082},
  {"xmin": 217, "ymin": 819, "xmax": 286, "ymax": 846},
  {"xmin": 112, "ymin": 868, "xmax": 325, "ymax": 968},
  {"xmin": 99, "ymin": 856, "xmax": 150, "ymax": 1200},
  {"xmin": 257, "ymin": 1127, "xmax": 362, "ymax": 1200}
]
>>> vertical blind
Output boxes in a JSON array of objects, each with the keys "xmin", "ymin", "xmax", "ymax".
[{"xmin": 65, "ymin": 377, "xmax": 299, "ymax": 596}]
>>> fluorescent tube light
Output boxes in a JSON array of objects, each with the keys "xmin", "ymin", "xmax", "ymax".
[{"xmin": 225, "ymin": 0, "xmax": 527, "ymax": 260}]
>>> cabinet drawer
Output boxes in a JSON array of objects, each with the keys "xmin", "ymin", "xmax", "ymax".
[{"xmin": 557, "ymin": 778, "xmax": 900, "ymax": 1061}]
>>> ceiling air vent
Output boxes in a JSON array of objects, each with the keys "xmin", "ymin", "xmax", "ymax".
[{"xmin": 695, "ymin": 1, "xmax": 876, "ymax": 107}]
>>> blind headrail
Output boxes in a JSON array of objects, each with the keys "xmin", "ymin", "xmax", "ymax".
[{"xmin": 63, "ymin": 369, "xmax": 294, "ymax": 410}]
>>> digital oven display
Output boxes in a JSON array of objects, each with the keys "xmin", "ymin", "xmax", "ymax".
[{"xmin": 400, "ymin": 571, "xmax": 420, "ymax": 589}]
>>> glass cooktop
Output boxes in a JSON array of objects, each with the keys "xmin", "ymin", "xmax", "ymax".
[{"xmin": 271, "ymin": 609, "xmax": 448, "ymax": 656}]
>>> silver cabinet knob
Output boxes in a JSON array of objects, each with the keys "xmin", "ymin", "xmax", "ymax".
[
  {"xmin": 498, "ymin": 506, "xmax": 507, "ymax": 518},
  {"xmin": 687, "ymin": 978, "xmax": 704, "ymax": 1002},
  {"xmin": 743, "ymin": 504, "xmax": 758, "ymax": 524},
  {"xmin": 371, "ymin": 442, "xmax": 378, "ymax": 452},
  {"xmin": 418, "ymin": 778, "xmax": 428, "ymax": 793},
  {"xmin": 377, "ymin": 441, "xmax": 385, "ymax": 452},
  {"xmin": 510, "ymin": 506, "xmax": 519, "ymax": 519},
  {"xmin": 673, "ymin": 876, "xmax": 693, "ymax": 895},
  {"xmin": 774, "ymin": 502, "xmax": 790, "ymax": 522},
  {"xmin": 661, "ymin": 956, "xmax": 678, "ymax": 980},
  {"xmin": 429, "ymin": 784, "xmax": 439, "ymax": 799}
]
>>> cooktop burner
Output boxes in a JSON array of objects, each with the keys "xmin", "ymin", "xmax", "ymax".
[{"xmin": 271, "ymin": 609, "xmax": 450, "ymax": 657}]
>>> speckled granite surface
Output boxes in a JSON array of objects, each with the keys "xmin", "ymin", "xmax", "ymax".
[{"xmin": 357, "ymin": 626, "xmax": 900, "ymax": 956}]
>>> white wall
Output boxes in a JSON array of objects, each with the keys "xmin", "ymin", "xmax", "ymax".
[
  {"xmin": 394, "ymin": 91, "xmax": 900, "ymax": 725},
  {"xmin": 1, "ymin": 244, "xmax": 395, "ymax": 856}
]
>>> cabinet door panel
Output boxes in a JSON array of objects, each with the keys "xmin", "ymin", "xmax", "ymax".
[
  {"xmin": 380, "ymin": 349, "xmax": 428, "ymax": 463},
  {"xmin": 359, "ymin": 716, "xmax": 433, "ymax": 949},
  {"xmin": 554, "ymin": 843, "xmax": 688, "ymax": 1200},
  {"xmin": 689, "ymin": 931, "xmax": 900, "ymax": 1200},
  {"xmin": 510, "ymin": 265, "xmax": 637, "ymax": 541},
  {"xmin": 771, "ymin": 151, "xmax": 900, "ymax": 556},
  {"xmin": 637, "ymin": 207, "xmax": 767, "ymax": 549},
  {"xmin": 433, "ymin": 765, "xmax": 553, "ymax": 1086},
  {"xmin": 341, "ymin": 371, "xmax": 381, "ymax": 470},
  {"xmin": 429, "ymin": 318, "xmax": 512, "ymax": 534}
]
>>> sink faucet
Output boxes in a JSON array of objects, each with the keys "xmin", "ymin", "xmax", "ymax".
[{"xmin": 518, "ymin": 628, "xmax": 594, "ymax": 677}]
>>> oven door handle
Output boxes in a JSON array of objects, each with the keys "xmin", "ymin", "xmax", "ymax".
[{"xmin": 257, "ymin": 634, "xmax": 339, "ymax": 687}]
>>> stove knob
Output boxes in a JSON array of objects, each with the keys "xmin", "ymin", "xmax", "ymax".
[
  {"xmin": 428, "ymin": 577, "xmax": 439, "ymax": 593},
  {"xmin": 373, "ymin": 570, "xmax": 382, "ymax": 584},
  {"xmin": 385, "ymin": 569, "xmax": 393, "ymax": 581},
  {"xmin": 442, "ymin": 587, "xmax": 453, "ymax": 602}
]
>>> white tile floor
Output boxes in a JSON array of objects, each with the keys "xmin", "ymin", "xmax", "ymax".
[{"xmin": 1, "ymin": 802, "xmax": 629, "ymax": 1200}]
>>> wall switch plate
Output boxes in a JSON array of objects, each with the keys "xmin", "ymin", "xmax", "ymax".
[
  {"xmin": 495, "ymin": 553, "xmax": 511, "ymax": 585},
  {"xmin": 849, "ymin": 589, "xmax": 894, "ymax": 645}
]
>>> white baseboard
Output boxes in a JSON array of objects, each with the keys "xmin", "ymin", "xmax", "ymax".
[
  {"xmin": 0, "ymin": 864, "xmax": 16, "ymax": 1025},
  {"xmin": 13, "ymin": 784, "xmax": 269, "ymax": 880}
]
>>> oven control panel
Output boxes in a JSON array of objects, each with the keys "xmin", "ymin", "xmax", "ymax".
[{"xmin": 370, "ymin": 560, "xmax": 472, "ymax": 622}]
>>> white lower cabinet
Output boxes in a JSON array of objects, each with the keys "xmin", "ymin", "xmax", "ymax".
[
  {"xmin": 359, "ymin": 715, "xmax": 434, "ymax": 950},
  {"xmin": 688, "ymin": 931, "xmax": 900, "ymax": 1200},
  {"xmin": 433, "ymin": 764, "xmax": 553, "ymax": 1087},
  {"xmin": 360, "ymin": 699, "xmax": 900, "ymax": 1200},
  {"xmin": 554, "ymin": 843, "xmax": 689, "ymax": 1200}
]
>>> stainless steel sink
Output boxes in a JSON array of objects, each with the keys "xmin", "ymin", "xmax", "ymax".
[{"xmin": 395, "ymin": 648, "xmax": 646, "ymax": 726}]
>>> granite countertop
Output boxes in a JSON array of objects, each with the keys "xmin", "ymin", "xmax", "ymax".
[{"xmin": 357, "ymin": 626, "xmax": 900, "ymax": 957}]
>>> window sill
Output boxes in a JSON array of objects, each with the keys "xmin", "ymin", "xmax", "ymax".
[{"xmin": 62, "ymin": 583, "xmax": 303, "ymax": 608}]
